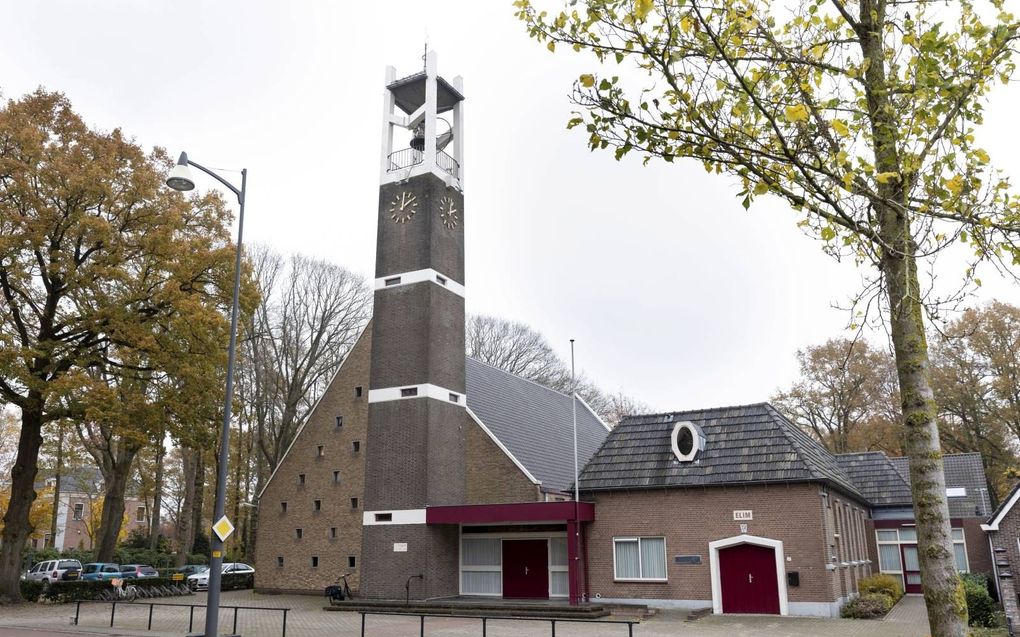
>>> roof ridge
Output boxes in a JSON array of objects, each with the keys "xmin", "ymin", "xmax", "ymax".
[{"xmin": 619, "ymin": 401, "xmax": 772, "ymax": 422}]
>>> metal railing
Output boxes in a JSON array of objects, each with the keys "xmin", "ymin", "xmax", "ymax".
[
  {"xmin": 72, "ymin": 600, "xmax": 290, "ymax": 637},
  {"xmin": 358, "ymin": 611, "xmax": 636, "ymax": 637},
  {"xmin": 387, "ymin": 148, "xmax": 460, "ymax": 179}
]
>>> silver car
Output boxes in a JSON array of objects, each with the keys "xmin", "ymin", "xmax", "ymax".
[
  {"xmin": 26, "ymin": 559, "xmax": 82, "ymax": 586},
  {"xmin": 187, "ymin": 562, "xmax": 254, "ymax": 591}
]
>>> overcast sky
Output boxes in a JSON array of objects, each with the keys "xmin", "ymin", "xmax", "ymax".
[{"xmin": 3, "ymin": 1, "xmax": 1019, "ymax": 412}]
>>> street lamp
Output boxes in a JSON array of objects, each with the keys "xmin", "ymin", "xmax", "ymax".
[{"xmin": 166, "ymin": 151, "xmax": 246, "ymax": 637}]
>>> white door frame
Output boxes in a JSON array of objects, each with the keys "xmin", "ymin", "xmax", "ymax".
[{"xmin": 708, "ymin": 534, "xmax": 789, "ymax": 616}]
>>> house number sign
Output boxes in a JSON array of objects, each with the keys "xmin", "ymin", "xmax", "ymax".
[{"xmin": 733, "ymin": 510, "xmax": 753, "ymax": 521}]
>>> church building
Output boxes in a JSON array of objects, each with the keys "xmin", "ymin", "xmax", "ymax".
[{"xmin": 253, "ymin": 54, "xmax": 994, "ymax": 618}]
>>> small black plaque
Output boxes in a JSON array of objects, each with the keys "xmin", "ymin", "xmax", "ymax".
[
  {"xmin": 674, "ymin": 555, "xmax": 702, "ymax": 565},
  {"xmin": 787, "ymin": 571, "xmax": 800, "ymax": 587}
]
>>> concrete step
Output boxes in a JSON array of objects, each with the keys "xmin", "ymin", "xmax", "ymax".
[{"xmin": 323, "ymin": 599, "xmax": 611, "ymax": 619}]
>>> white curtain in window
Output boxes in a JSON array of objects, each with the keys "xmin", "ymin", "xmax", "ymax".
[
  {"xmin": 550, "ymin": 538, "xmax": 568, "ymax": 566},
  {"xmin": 550, "ymin": 571, "xmax": 569, "ymax": 596},
  {"xmin": 876, "ymin": 530, "xmax": 898, "ymax": 542},
  {"xmin": 878, "ymin": 544, "xmax": 901, "ymax": 572},
  {"xmin": 615, "ymin": 541, "xmax": 640, "ymax": 579},
  {"xmin": 462, "ymin": 572, "xmax": 501, "ymax": 595},
  {"xmin": 640, "ymin": 538, "xmax": 666, "ymax": 579},
  {"xmin": 462, "ymin": 539, "xmax": 501, "ymax": 567},
  {"xmin": 953, "ymin": 544, "xmax": 968, "ymax": 572}
]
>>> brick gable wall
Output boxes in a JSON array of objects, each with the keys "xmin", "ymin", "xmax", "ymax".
[
  {"xmin": 465, "ymin": 415, "xmax": 541, "ymax": 504},
  {"xmin": 254, "ymin": 324, "xmax": 372, "ymax": 594}
]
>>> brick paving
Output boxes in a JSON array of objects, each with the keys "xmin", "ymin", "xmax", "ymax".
[{"xmin": 0, "ymin": 591, "xmax": 932, "ymax": 637}]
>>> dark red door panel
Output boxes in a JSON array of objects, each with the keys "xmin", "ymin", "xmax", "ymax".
[
  {"xmin": 719, "ymin": 543, "xmax": 780, "ymax": 614},
  {"xmin": 502, "ymin": 540, "xmax": 549, "ymax": 599}
]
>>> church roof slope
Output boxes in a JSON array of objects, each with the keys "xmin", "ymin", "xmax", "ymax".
[
  {"xmin": 465, "ymin": 357, "xmax": 610, "ymax": 493},
  {"xmin": 577, "ymin": 402, "xmax": 864, "ymax": 500},
  {"xmin": 835, "ymin": 452, "xmax": 912, "ymax": 506}
]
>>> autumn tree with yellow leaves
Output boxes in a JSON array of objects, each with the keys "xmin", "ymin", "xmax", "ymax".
[{"xmin": 517, "ymin": 0, "xmax": 1019, "ymax": 633}]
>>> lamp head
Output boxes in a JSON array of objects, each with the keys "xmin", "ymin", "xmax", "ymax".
[{"xmin": 166, "ymin": 152, "xmax": 196, "ymax": 191}]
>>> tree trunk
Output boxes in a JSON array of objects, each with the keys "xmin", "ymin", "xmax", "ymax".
[
  {"xmin": 48, "ymin": 424, "xmax": 64, "ymax": 549},
  {"xmin": 0, "ymin": 400, "xmax": 44, "ymax": 603},
  {"xmin": 881, "ymin": 235, "xmax": 968, "ymax": 634},
  {"xmin": 149, "ymin": 438, "xmax": 165, "ymax": 550},
  {"xmin": 176, "ymin": 446, "xmax": 198, "ymax": 567},
  {"xmin": 94, "ymin": 445, "xmax": 139, "ymax": 562},
  {"xmin": 192, "ymin": 450, "xmax": 206, "ymax": 549}
]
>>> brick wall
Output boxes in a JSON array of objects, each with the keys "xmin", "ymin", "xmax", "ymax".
[
  {"xmin": 586, "ymin": 483, "xmax": 862, "ymax": 606},
  {"xmin": 465, "ymin": 416, "xmax": 541, "ymax": 504},
  {"xmin": 254, "ymin": 324, "xmax": 372, "ymax": 593}
]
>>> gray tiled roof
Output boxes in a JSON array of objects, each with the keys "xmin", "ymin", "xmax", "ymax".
[
  {"xmin": 836, "ymin": 452, "xmax": 912, "ymax": 506},
  {"xmin": 465, "ymin": 357, "xmax": 610, "ymax": 493},
  {"xmin": 889, "ymin": 454, "xmax": 991, "ymax": 518},
  {"xmin": 576, "ymin": 402, "xmax": 864, "ymax": 500}
]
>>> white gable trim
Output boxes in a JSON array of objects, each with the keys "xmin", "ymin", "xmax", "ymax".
[
  {"xmin": 575, "ymin": 393, "xmax": 612, "ymax": 432},
  {"xmin": 466, "ymin": 406, "xmax": 541, "ymax": 486},
  {"xmin": 983, "ymin": 484, "xmax": 1020, "ymax": 531},
  {"xmin": 257, "ymin": 324, "xmax": 369, "ymax": 500}
]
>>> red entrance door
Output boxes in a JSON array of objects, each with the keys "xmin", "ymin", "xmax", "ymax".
[
  {"xmin": 901, "ymin": 544, "xmax": 923, "ymax": 594},
  {"xmin": 502, "ymin": 540, "xmax": 549, "ymax": 599},
  {"xmin": 718, "ymin": 543, "xmax": 780, "ymax": 614}
]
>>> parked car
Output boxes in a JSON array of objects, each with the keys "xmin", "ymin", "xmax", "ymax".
[
  {"xmin": 81, "ymin": 563, "xmax": 122, "ymax": 581},
  {"xmin": 120, "ymin": 564, "xmax": 159, "ymax": 579},
  {"xmin": 187, "ymin": 562, "xmax": 254, "ymax": 591},
  {"xmin": 26, "ymin": 559, "xmax": 82, "ymax": 586},
  {"xmin": 170, "ymin": 564, "xmax": 207, "ymax": 583}
]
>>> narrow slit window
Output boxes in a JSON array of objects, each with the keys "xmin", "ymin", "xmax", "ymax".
[
  {"xmin": 298, "ymin": 474, "xmax": 305, "ymax": 485},
  {"xmin": 355, "ymin": 386, "xmax": 363, "ymax": 398},
  {"xmin": 401, "ymin": 387, "xmax": 418, "ymax": 397},
  {"xmin": 330, "ymin": 527, "xmax": 337, "ymax": 539},
  {"xmin": 375, "ymin": 513, "xmax": 393, "ymax": 522},
  {"xmin": 311, "ymin": 556, "xmax": 319, "ymax": 568},
  {"xmin": 352, "ymin": 441, "xmax": 361, "ymax": 452},
  {"xmin": 276, "ymin": 556, "xmax": 284, "ymax": 568},
  {"xmin": 436, "ymin": 275, "xmax": 447, "ymax": 286},
  {"xmin": 295, "ymin": 528, "xmax": 303, "ymax": 539},
  {"xmin": 281, "ymin": 502, "xmax": 288, "ymax": 513},
  {"xmin": 351, "ymin": 498, "xmax": 359, "ymax": 509},
  {"xmin": 317, "ymin": 445, "xmax": 324, "ymax": 457},
  {"xmin": 314, "ymin": 499, "xmax": 322, "ymax": 512},
  {"xmin": 385, "ymin": 277, "xmax": 401, "ymax": 286},
  {"xmin": 335, "ymin": 415, "xmax": 343, "ymax": 428},
  {"xmin": 333, "ymin": 470, "xmax": 341, "ymax": 483},
  {"xmin": 348, "ymin": 556, "xmax": 357, "ymax": 568}
]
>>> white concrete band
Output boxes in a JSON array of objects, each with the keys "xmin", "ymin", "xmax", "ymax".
[
  {"xmin": 362, "ymin": 509, "xmax": 427, "ymax": 526},
  {"xmin": 374, "ymin": 268, "xmax": 465, "ymax": 298},
  {"xmin": 368, "ymin": 383, "xmax": 465, "ymax": 406}
]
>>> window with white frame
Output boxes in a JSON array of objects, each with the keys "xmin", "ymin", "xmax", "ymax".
[
  {"xmin": 73, "ymin": 503, "xmax": 84, "ymax": 520},
  {"xmin": 953, "ymin": 529, "xmax": 969, "ymax": 572},
  {"xmin": 613, "ymin": 537, "xmax": 667, "ymax": 581},
  {"xmin": 876, "ymin": 527, "xmax": 969, "ymax": 585},
  {"xmin": 549, "ymin": 538, "xmax": 569, "ymax": 597},
  {"xmin": 461, "ymin": 538, "xmax": 502, "ymax": 596},
  {"xmin": 136, "ymin": 506, "xmax": 145, "ymax": 523}
]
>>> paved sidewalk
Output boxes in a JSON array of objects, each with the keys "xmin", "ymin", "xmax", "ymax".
[{"xmin": 0, "ymin": 591, "xmax": 933, "ymax": 637}]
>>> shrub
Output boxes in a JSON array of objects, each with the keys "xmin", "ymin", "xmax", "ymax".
[
  {"xmin": 42, "ymin": 580, "xmax": 113, "ymax": 603},
  {"xmin": 20, "ymin": 580, "xmax": 45, "ymax": 602},
  {"xmin": 840, "ymin": 593, "xmax": 894, "ymax": 619},
  {"xmin": 962, "ymin": 574, "xmax": 997, "ymax": 628},
  {"xmin": 858, "ymin": 573, "xmax": 903, "ymax": 602},
  {"xmin": 187, "ymin": 554, "xmax": 208, "ymax": 566}
]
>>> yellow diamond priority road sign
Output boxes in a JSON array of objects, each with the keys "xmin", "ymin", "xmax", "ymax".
[{"xmin": 212, "ymin": 516, "xmax": 235, "ymax": 542}]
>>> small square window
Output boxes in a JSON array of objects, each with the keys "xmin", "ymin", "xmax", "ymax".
[
  {"xmin": 449, "ymin": 393, "xmax": 459, "ymax": 403},
  {"xmin": 352, "ymin": 441, "xmax": 361, "ymax": 452},
  {"xmin": 281, "ymin": 502, "xmax": 288, "ymax": 513},
  {"xmin": 355, "ymin": 386, "xmax": 363, "ymax": 398},
  {"xmin": 298, "ymin": 474, "xmax": 305, "ymax": 485},
  {"xmin": 336, "ymin": 415, "xmax": 343, "ymax": 428},
  {"xmin": 314, "ymin": 500, "xmax": 321, "ymax": 512},
  {"xmin": 351, "ymin": 498, "xmax": 359, "ymax": 509},
  {"xmin": 375, "ymin": 513, "xmax": 392, "ymax": 522},
  {"xmin": 348, "ymin": 556, "xmax": 357, "ymax": 568},
  {"xmin": 276, "ymin": 556, "xmax": 284, "ymax": 568},
  {"xmin": 295, "ymin": 528, "xmax": 303, "ymax": 539},
  {"xmin": 317, "ymin": 445, "xmax": 324, "ymax": 457},
  {"xmin": 311, "ymin": 556, "xmax": 319, "ymax": 568},
  {"xmin": 436, "ymin": 275, "xmax": 447, "ymax": 286},
  {"xmin": 330, "ymin": 527, "xmax": 337, "ymax": 539},
  {"xmin": 333, "ymin": 471, "xmax": 341, "ymax": 483},
  {"xmin": 400, "ymin": 387, "xmax": 418, "ymax": 397}
]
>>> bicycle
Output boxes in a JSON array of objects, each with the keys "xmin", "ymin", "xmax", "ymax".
[
  {"xmin": 325, "ymin": 572, "xmax": 353, "ymax": 605},
  {"xmin": 109, "ymin": 578, "xmax": 137, "ymax": 602}
]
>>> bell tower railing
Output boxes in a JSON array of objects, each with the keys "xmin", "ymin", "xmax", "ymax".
[{"xmin": 387, "ymin": 148, "xmax": 460, "ymax": 179}]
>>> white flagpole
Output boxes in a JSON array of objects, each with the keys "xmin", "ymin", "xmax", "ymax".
[{"xmin": 571, "ymin": 339, "xmax": 580, "ymax": 604}]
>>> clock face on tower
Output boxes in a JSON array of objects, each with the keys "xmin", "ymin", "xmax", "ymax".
[
  {"xmin": 389, "ymin": 191, "xmax": 418, "ymax": 223},
  {"xmin": 439, "ymin": 196, "xmax": 459, "ymax": 230}
]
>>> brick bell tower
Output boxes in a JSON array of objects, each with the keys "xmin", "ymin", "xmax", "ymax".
[{"xmin": 360, "ymin": 51, "xmax": 467, "ymax": 600}]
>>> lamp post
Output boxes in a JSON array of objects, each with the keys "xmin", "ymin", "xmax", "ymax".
[{"xmin": 166, "ymin": 152, "xmax": 246, "ymax": 637}]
